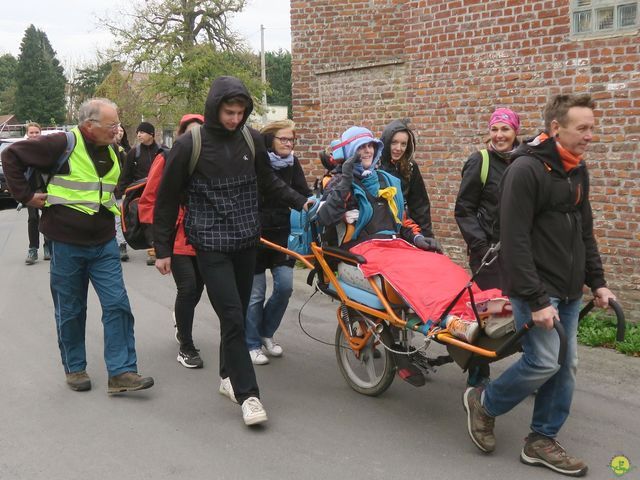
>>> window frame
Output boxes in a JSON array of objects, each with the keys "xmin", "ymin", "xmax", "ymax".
[{"xmin": 570, "ymin": 0, "xmax": 639, "ymax": 37}]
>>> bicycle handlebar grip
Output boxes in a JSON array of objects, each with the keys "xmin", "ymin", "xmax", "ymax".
[
  {"xmin": 495, "ymin": 318, "xmax": 567, "ymax": 366},
  {"xmin": 553, "ymin": 319, "xmax": 567, "ymax": 367},
  {"xmin": 579, "ymin": 299, "xmax": 625, "ymax": 342},
  {"xmin": 609, "ymin": 299, "xmax": 626, "ymax": 342}
]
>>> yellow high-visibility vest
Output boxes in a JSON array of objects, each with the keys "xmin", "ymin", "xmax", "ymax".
[{"xmin": 46, "ymin": 127, "xmax": 120, "ymax": 216}]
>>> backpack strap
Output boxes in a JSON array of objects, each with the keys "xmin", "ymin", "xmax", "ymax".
[
  {"xmin": 188, "ymin": 125, "xmax": 202, "ymax": 175},
  {"xmin": 480, "ymin": 149, "xmax": 489, "ymax": 188},
  {"xmin": 41, "ymin": 131, "xmax": 76, "ymax": 188},
  {"xmin": 241, "ymin": 125, "xmax": 255, "ymax": 160}
]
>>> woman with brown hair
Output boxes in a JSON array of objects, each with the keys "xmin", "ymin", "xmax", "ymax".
[
  {"xmin": 455, "ymin": 107, "xmax": 521, "ymax": 387},
  {"xmin": 379, "ymin": 119, "xmax": 438, "ymax": 247},
  {"xmin": 245, "ymin": 119, "xmax": 311, "ymax": 365}
]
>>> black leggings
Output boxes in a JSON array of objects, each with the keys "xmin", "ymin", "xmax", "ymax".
[
  {"xmin": 196, "ymin": 249, "xmax": 258, "ymax": 404},
  {"xmin": 27, "ymin": 207, "xmax": 49, "ymax": 249},
  {"xmin": 171, "ymin": 254, "xmax": 204, "ymax": 347}
]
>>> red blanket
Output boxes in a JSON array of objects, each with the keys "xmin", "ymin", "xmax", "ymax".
[{"xmin": 350, "ymin": 239, "xmax": 501, "ymax": 324}]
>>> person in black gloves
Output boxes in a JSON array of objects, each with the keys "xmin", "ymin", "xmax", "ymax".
[{"xmin": 318, "ymin": 126, "xmax": 441, "ymax": 253}]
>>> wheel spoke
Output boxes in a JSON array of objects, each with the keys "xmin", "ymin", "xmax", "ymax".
[{"xmin": 362, "ymin": 345, "xmax": 378, "ymax": 382}]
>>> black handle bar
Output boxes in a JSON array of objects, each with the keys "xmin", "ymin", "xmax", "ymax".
[
  {"xmin": 321, "ymin": 245, "xmax": 367, "ymax": 265},
  {"xmin": 495, "ymin": 318, "xmax": 567, "ymax": 366},
  {"xmin": 579, "ymin": 298, "xmax": 626, "ymax": 342}
]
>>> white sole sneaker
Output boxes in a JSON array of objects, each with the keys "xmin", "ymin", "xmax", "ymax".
[
  {"xmin": 219, "ymin": 377, "xmax": 237, "ymax": 404},
  {"xmin": 249, "ymin": 348, "xmax": 269, "ymax": 365},
  {"xmin": 242, "ymin": 397, "xmax": 268, "ymax": 426},
  {"xmin": 261, "ymin": 337, "xmax": 283, "ymax": 357}
]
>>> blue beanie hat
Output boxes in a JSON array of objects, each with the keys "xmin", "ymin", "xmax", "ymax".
[{"xmin": 340, "ymin": 126, "xmax": 384, "ymax": 167}]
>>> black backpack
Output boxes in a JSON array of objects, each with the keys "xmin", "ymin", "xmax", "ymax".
[{"xmin": 120, "ymin": 125, "xmax": 255, "ymax": 249}]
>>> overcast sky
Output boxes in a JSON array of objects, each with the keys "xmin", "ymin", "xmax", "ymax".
[{"xmin": 0, "ymin": 0, "xmax": 292, "ymax": 70}]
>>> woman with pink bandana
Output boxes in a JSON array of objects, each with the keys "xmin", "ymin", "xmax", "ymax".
[
  {"xmin": 454, "ymin": 107, "xmax": 520, "ymax": 387},
  {"xmin": 455, "ymin": 108, "xmax": 521, "ymax": 290}
]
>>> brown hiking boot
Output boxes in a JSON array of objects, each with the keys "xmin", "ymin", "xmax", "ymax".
[
  {"xmin": 107, "ymin": 372, "xmax": 154, "ymax": 394},
  {"xmin": 520, "ymin": 432, "xmax": 588, "ymax": 477},
  {"xmin": 66, "ymin": 371, "xmax": 92, "ymax": 391},
  {"xmin": 463, "ymin": 386, "xmax": 495, "ymax": 453}
]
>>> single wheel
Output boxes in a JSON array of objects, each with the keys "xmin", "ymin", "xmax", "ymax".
[{"xmin": 335, "ymin": 321, "xmax": 396, "ymax": 396}]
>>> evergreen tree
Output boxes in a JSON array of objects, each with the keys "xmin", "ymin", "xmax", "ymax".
[
  {"xmin": 14, "ymin": 25, "xmax": 67, "ymax": 125},
  {"xmin": 265, "ymin": 49, "xmax": 292, "ymax": 117},
  {"xmin": 0, "ymin": 54, "xmax": 18, "ymax": 114},
  {"xmin": 67, "ymin": 61, "xmax": 114, "ymax": 122}
]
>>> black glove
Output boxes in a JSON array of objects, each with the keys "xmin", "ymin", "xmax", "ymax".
[
  {"xmin": 414, "ymin": 235, "xmax": 442, "ymax": 253},
  {"xmin": 336, "ymin": 154, "xmax": 358, "ymax": 192}
]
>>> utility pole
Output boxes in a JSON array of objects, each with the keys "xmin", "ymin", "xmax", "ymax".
[{"xmin": 260, "ymin": 24, "xmax": 268, "ymax": 124}]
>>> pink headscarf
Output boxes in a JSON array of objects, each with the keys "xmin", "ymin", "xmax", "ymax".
[{"xmin": 488, "ymin": 108, "xmax": 520, "ymax": 134}]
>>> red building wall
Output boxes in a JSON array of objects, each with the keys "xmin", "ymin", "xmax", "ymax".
[{"xmin": 291, "ymin": 0, "xmax": 640, "ymax": 316}]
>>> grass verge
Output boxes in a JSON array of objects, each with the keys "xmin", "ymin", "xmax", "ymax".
[{"xmin": 578, "ymin": 309, "xmax": 640, "ymax": 357}]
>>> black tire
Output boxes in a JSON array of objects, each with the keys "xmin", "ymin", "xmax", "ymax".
[{"xmin": 335, "ymin": 321, "xmax": 396, "ymax": 396}]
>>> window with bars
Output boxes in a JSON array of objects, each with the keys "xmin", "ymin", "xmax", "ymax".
[{"xmin": 571, "ymin": 0, "xmax": 639, "ymax": 34}]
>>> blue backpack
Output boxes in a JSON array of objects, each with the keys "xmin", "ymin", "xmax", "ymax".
[{"xmin": 287, "ymin": 196, "xmax": 320, "ymax": 255}]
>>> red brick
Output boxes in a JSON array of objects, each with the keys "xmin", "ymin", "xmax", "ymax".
[{"xmin": 291, "ymin": 0, "xmax": 640, "ymax": 318}]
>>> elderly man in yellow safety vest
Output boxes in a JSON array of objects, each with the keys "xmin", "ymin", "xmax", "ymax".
[{"xmin": 2, "ymin": 98, "xmax": 154, "ymax": 394}]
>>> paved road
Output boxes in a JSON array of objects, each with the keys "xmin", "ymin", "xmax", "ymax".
[{"xmin": 0, "ymin": 206, "xmax": 638, "ymax": 480}]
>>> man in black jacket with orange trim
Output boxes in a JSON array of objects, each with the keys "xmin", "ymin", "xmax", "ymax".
[
  {"xmin": 153, "ymin": 76, "xmax": 312, "ymax": 427},
  {"xmin": 463, "ymin": 93, "xmax": 616, "ymax": 477}
]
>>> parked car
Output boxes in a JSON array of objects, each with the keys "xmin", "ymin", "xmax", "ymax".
[
  {"xmin": 0, "ymin": 131, "xmax": 66, "ymax": 206},
  {"xmin": 0, "ymin": 138, "xmax": 22, "ymax": 204}
]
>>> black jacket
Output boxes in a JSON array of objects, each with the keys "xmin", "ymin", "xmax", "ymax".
[
  {"xmin": 117, "ymin": 141, "xmax": 161, "ymax": 195},
  {"xmin": 379, "ymin": 119, "xmax": 434, "ymax": 238},
  {"xmin": 259, "ymin": 154, "xmax": 311, "ymax": 234},
  {"xmin": 153, "ymin": 76, "xmax": 308, "ymax": 258},
  {"xmin": 499, "ymin": 135, "xmax": 606, "ymax": 311},
  {"xmin": 256, "ymin": 152, "xmax": 311, "ymax": 271},
  {"xmin": 455, "ymin": 147, "xmax": 513, "ymax": 257}
]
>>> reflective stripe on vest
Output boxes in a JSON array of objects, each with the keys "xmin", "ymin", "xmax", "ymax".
[{"xmin": 46, "ymin": 127, "xmax": 121, "ymax": 216}]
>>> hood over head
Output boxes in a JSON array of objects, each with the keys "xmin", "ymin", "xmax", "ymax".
[
  {"xmin": 204, "ymin": 76, "xmax": 254, "ymax": 135},
  {"xmin": 380, "ymin": 118, "xmax": 416, "ymax": 166}
]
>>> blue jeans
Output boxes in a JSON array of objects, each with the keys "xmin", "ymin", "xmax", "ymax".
[
  {"xmin": 245, "ymin": 265, "xmax": 294, "ymax": 350},
  {"xmin": 483, "ymin": 296, "xmax": 581, "ymax": 438},
  {"xmin": 50, "ymin": 239, "xmax": 137, "ymax": 377}
]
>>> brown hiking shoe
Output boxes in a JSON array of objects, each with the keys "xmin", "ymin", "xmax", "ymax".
[
  {"xmin": 463, "ymin": 386, "xmax": 495, "ymax": 453},
  {"xmin": 107, "ymin": 372, "xmax": 154, "ymax": 394},
  {"xmin": 66, "ymin": 371, "xmax": 92, "ymax": 391},
  {"xmin": 520, "ymin": 432, "xmax": 588, "ymax": 477}
]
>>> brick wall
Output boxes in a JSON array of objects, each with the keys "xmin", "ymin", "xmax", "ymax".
[{"xmin": 291, "ymin": 0, "xmax": 640, "ymax": 318}]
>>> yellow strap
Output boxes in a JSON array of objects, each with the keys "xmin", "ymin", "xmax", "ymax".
[{"xmin": 378, "ymin": 186, "xmax": 401, "ymax": 224}]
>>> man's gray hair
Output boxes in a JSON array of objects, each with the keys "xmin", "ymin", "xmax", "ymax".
[{"xmin": 78, "ymin": 98, "xmax": 118, "ymax": 125}]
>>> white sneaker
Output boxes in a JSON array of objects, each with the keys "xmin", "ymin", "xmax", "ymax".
[
  {"xmin": 249, "ymin": 348, "xmax": 269, "ymax": 365},
  {"xmin": 219, "ymin": 377, "xmax": 237, "ymax": 404},
  {"xmin": 261, "ymin": 337, "xmax": 283, "ymax": 357},
  {"xmin": 241, "ymin": 397, "xmax": 268, "ymax": 426}
]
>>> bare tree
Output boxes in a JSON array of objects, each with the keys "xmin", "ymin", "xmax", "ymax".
[{"xmin": 100, "ymin": 0, "xmax": 260, "ymax": 115}]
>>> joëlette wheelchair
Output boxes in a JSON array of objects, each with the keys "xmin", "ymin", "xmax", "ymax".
[{"xmin": 261, "ymin": 229, "xmax": 626, "ymax": 397}]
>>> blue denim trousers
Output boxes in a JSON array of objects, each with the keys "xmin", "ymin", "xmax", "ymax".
[
  {"xmin": 50, "ymin": 238, "xmax": 137, "ymax": 377},
  {"xmin": 245, "ymin": 265, "xmax": 294, "ymax": 350},
  {"xmin": 483, "ymin": 296, "xmax": 581, "ymax": 438}
]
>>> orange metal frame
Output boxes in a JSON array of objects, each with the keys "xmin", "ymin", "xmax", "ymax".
[{"xmin": 260, "ymin": 238, "xmax": 500, "ymax": 359}]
